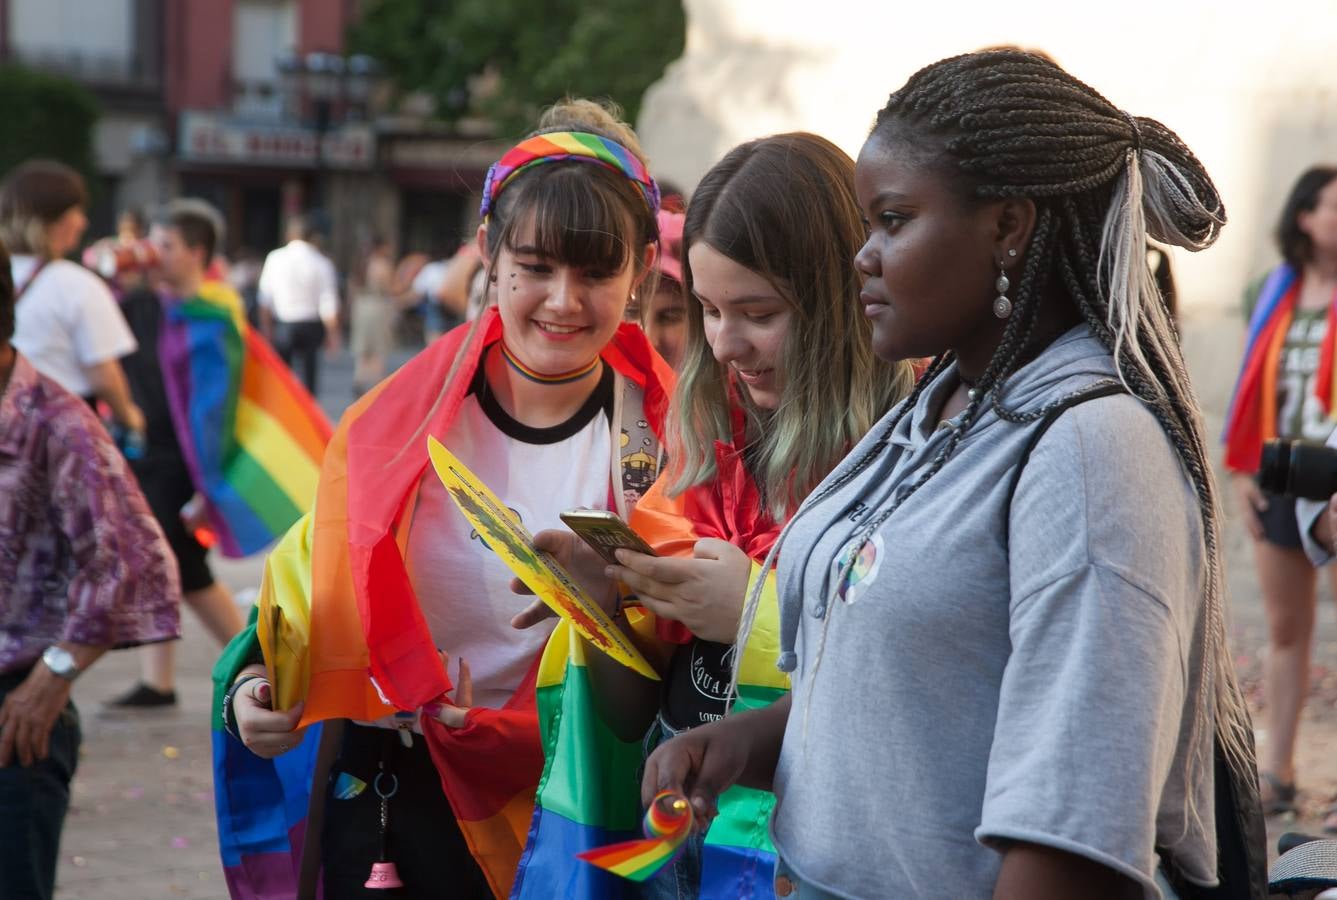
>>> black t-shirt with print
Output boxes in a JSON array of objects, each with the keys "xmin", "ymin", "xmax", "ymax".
[{"xmin": 660, "ymin": 637, "xmax": 733, "ymax": 730}]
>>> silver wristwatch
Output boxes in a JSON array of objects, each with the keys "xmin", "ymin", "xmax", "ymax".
[{"xmin": 41, "ymin": 645, "xmax": 81, "ymax": 681}]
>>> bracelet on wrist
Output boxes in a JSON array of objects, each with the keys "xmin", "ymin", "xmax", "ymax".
[{"xmin": 222, "ymin": 673, "xmax": 268, "ymax": 741}]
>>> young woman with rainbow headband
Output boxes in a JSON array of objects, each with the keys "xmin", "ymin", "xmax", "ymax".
[
  {"xmin": 210, "ymin": 99, "xmax": 674, "ymax": 900},
  {"xmin": 508, "ymin": 133, "xmax": 913, "ymax": 899},
  {"xmin": 643, "ymin": 51, "xmax": 1266, "ymax": 899}
]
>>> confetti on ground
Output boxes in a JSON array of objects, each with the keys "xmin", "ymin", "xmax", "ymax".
[
  {"xmin": 171, "ymin": 836, "xmax": 190, "ymax": 849},
  {"xmin": 124, "ymin": 786, "xmax": 144, "ymax": 800},
  {"xmin": 71, "ymin": 856, "xmax": 87, "ymax": 868},
  {"xmin": 162, "ymin": 745, "xmax": 180, "ymax": 759}
]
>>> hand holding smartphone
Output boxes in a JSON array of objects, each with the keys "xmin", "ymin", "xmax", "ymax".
[{"xmin": 559, "ymin": 509, "xmax": 657, "ymax": 566}]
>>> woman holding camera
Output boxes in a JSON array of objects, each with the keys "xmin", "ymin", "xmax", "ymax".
[{"xmin": 1226, "ymin": 164, "xmax": 1337, "ymax": 828}]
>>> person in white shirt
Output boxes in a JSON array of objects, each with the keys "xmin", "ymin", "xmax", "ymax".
[
  {"xmin": 257, "ymin": 214, "xmax": 341, "ymax": 393},
  {"xmin": 0, "ymin": 160, "xmax": 144, "ymax": 439},
  {"xmin": 411, "ymin": 252, "xmax": 448, "ymax": 339}
]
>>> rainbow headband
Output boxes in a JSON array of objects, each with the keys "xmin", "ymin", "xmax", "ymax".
[{"xmin": 479, "ymin": 131, "xmax": 660, "ymax": 220}]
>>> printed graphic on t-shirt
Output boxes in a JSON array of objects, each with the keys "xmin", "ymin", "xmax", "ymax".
[
  {"xmin": 689, "ymin": 642, "xmax": 731, "ymax": 705},
  {"xmin": 620, "ymin": 423, "xmax": 658, "ymax": 501},
  {"xmin": 835, "ymin": 533, "xmax": 884, "ymax": 605},
  {"xmin": 663, "ymin": 638, "xmax": 733, "ymax": 728},
  {"xmin": 1277, "ymin": 311, "xmax": 1334, "ymax": 442}
]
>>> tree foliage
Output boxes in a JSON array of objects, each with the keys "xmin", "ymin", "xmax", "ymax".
[
  {"xmin": 348, "ymin": 0, "xmax": 686, "ymax": 137},
  {"xmin": 0, "ymin": 65, "xmax": 99, "ymax": 187}
]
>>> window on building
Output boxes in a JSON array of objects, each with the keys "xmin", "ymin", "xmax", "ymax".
[
  {"xmin": 8, "ymin": 0, "xmax": 136, "ymax": 82},
  {"xmin": 233, "ymin": 0, "xmax": 297, "ymax": 120}
]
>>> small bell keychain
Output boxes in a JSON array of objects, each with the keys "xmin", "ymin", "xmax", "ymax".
[{"xmin": 363, "ymin": 761, "xmax": 404, "ymax": 889}]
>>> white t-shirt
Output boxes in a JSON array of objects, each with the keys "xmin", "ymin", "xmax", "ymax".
[
  {"xmin": 411, "ymin": 259, "xmax": 449, "ymax": 300},
  {"xmin": 257, "ymin": 240, "xmax": 339, "ymax": 323},
  {"xmin": 11, "ymin": 255, "xmax": 136, "ymax": 397},
  {"xmin": 404, "ymin": 368, "xmax": 615, "ymax": 712}
]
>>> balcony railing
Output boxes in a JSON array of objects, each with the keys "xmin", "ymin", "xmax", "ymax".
[{"xmin": 7, "ymin": 47, "xmax": 161, "ymax": 92}]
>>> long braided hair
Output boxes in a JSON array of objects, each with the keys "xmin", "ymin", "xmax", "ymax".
[{"xmin": 730, "ymin": 49, "xmax": 1253, "ymax": 836}]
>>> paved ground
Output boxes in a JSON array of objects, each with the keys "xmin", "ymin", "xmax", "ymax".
[
  {"xmin": 55, "ymin": 554, "xmax": 261, "ymax": 900},
  {"xmin": 49, "ymin": 339, "xmax": 1337, "ymax": 898}
]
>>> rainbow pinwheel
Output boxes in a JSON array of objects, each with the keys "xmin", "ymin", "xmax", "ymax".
[{"xmin": 576, "ymin": 791, "xmax": 694, "ymax": 882}]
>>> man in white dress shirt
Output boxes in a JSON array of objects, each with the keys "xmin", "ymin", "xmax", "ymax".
[{"xmin": 257, "ymin": 214, "xmax": 340, "ymax": 393}]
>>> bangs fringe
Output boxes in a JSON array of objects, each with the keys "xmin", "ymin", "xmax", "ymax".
[{"xmin": 503, "ymin": 164, "xmax": 643, "ymax": 274}]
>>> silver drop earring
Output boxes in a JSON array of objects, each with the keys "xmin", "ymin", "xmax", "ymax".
[{"xmin": 992, "ymin": 262, "xmax": 1012, "ymax": 319}]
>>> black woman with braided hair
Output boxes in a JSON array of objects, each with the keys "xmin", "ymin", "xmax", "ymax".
[{"xmin": 640, "ymin": 50, "xmax": 1266, "ymax": 900}]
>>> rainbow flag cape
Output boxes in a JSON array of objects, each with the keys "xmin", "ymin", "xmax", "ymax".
[
  {"xmin": 159, "ymin": 280, "xmax": 332, "ymax": 557},
  {"xmin": 512, "ymin": 460, "xmax": 788, "ymax": 900},
  {"xmin": 1223, "ymin": 264, "xmax": 1337, "ymax": 472},
  {"xmin": 213, "ymin": 309, "xmax": 674, "ymax": 899}
]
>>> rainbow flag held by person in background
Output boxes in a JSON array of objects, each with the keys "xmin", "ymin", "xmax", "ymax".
[{"xmin": 159, "ymin": 279, "xmax": 332, "ymax": 557}]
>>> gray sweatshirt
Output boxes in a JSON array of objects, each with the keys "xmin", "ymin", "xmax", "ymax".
[{"xmin": 769, "ymin": 327, "xmax": 1216, "ymax": 899}]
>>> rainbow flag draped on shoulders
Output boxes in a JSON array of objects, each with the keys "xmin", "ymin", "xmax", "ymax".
[
  {"xmin": 159, "ymin": 280, "xmax": 333, "ymax": 557},
  {"xmin": 1224, "ymin": 263, "xmax": 1337, "ymax": 473},
  {"xmin": 213, "ymin": 309, "xmax": 674, "ymax": 900},
  {"xmin": 512, "ymin": 425, "xmax": 788, "ymax": 900}
]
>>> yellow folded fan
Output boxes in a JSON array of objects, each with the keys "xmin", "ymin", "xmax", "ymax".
[
  {"xmin": 426, "ymin": 436, "xmax": 660, "ymax": 681},
  {"xmin": 255, "ymin": 511, "xmax": 316, "ymax": 711}
]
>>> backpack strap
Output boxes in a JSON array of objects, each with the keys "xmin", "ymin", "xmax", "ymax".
[
  {"xmin": 14, "ymin": 259, "xmax": 49, "ymax": 301},
  {"xmin": 1003, "ymin": 383, "xmax": 1127, "ymax": 547}
]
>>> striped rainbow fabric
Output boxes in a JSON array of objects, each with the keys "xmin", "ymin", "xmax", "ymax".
[
  {"xmin": 479, "ymin": 130, "xmax": 660, "ymax": 220},
  {"xmin": 577, "ymin": 791, "xmax": 693, "ymax": 881},
  {"xmin": 159, "ymin": 280, "xmax": 332, "ymax": 557},
  {"xmin": 211, "ymin": 604, "xmax": 324, "ymax": 900},
  {"xmin": 512, "ymin": 565, "xmax": 787, "ymax": 899}
]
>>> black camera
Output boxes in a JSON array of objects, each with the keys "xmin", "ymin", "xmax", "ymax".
[{"xmin": 1258, "ymin": 439, "xmax": 1337, "ymax": 500}]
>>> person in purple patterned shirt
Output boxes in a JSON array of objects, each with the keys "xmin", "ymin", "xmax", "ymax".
[{"xmin": 0, "ymin": 239, "xmax": 181, "ymax": 899}]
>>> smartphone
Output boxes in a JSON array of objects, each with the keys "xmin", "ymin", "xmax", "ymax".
[{"xmin": 559, "ymin": 508, "xmax": 657, "ymax": 565}]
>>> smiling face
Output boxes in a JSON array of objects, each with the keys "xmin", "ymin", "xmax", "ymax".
[
  {"xmin": 483, "ymin": 214, "xmax": 653, "ymax": 375},
  {"xmin": 853, "ymin": 133, "xmax": 1008, "ymax": 364},
  {"xmin": 688, "ymin": 242, "xmax": 792, "ymax": 410}
]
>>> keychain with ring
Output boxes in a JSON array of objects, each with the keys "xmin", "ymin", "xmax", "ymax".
[{"xmin": 363, "ymin": 761, "xmax": 404, "ymax": 888}]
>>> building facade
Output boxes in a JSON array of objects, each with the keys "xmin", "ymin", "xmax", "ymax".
[{"xmin": 1, "ymin": 0, "xmax": 499, "ymax": 273}]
